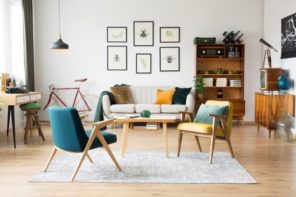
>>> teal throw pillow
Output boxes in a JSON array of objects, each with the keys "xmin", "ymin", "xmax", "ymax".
[
  {"xmin": 193, "ymin": 104, "xmax": 228, "ymax": 124},
  {"xmin": 172, "ymin": 87, "xmax": 192, "ymax": 105}
]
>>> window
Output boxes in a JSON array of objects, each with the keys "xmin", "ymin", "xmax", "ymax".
[{"xmin": 0, "ymin": 0, "xmax": 25, "ymax": 84}]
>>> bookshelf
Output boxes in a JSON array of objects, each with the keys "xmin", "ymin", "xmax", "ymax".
[{"xmin": 196, "ymin": 43, "xmax": 245, "ymax": 122}]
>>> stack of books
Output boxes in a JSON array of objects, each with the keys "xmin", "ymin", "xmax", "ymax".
[
  {"xmin": 229, "ymin": 79, "xmax": 242, "ymax": 87},
  {"xmin": 146, "ymin": 123, "xmax": 158, "ymax": 130},
  {"xmin": 203, "ymin": 78, "xmax": 214, "ymax": 87},
  {"xmin": 216, "ymin": 78, "xmax": 228, "ymax": 87}
]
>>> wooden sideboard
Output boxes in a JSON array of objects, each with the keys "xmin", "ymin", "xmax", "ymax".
[{"xmin": 255, "ymin": 92, "xmax": 295, "ymax": 138}]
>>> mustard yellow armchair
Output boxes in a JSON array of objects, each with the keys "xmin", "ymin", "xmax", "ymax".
[{"xmin": 177, "ymin": 100, "xmax": 234, "ymax": 164}]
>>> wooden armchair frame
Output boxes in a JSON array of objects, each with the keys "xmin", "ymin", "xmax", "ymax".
[
  {"xmin": 177, "ymin": 112, "xmax": 234, "ymax": 164},
  {"xmin": 43, "ymin": 118, "xmax": 121, "ymax": 181}
]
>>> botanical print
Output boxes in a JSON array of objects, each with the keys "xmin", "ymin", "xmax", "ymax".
[
  {"xmin": 160, "ymin": 27, "xmax": 180, "ymax": 43},
  {"xmin": 136, "ymin": 53, "xmax": 151, "ymax": 74},
  {"xmin": 107, "ymin": 27, "xmax": 127, "ymax": 42},
  {"xmin": 281, "ymin": 13, "xmax": 296, "ymax": 59}
]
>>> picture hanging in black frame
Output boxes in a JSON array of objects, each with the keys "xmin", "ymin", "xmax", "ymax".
[
  {"xmin": 281, "ymin": 12, "xmax": 296, "ymax": 59},
  {"xmin": 160, "ymin": 27, "xmax": 180, "ymax": 43},
  {"xmin": 133, "ymin": 21, "xmax": 154, "ymax": 46},
  {"xmin": 136, "ymin": 53, "xmax": 152, "ymax": 74},
  {"xmin": 107, "ymin": 26, "xmax": 127, "ymax": 43},
  {"xmin": 107, "ymin": 46, "xmax": 127, "ymax": 71},
  {"xmin": 159, "ymin": 47, "xmax": 180, "ymax": 72}
]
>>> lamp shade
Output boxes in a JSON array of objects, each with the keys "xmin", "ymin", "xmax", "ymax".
[{"xmin": 51, "ymin": 34, "xmax": 69, "ymax": 49}]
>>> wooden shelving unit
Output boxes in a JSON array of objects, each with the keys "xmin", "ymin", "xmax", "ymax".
[{"xmin": 196, "ymin": 44, "xmax": 245, "ymax": 122}]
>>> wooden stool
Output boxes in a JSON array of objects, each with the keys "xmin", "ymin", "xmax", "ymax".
[{"xmin": 20, "ymin": 103, "xmax": 45, "ymax": 144}]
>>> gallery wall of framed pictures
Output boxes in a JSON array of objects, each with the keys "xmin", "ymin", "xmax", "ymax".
[{"xmin": 106, "ymin": 21, "xmax": 181, "ymax": 74}]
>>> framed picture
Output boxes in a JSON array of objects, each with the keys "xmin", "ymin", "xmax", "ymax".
[
  {"xmin": 160, "ymin": 47, "xmax": 180, "ymax": 72},
  {"xmin": 160, "ymin": 27, "xmax": 180, "ymax": 43},
  {"xmin": 133, "ymin": 21, "xmax": 154, "ymax": 46},
  {"xmin": 136, "ymin": 53, "xmax": 152, "ymax": 74},
  {"xmin": 107, "ymin": 27, "xmax": 127, "ymax": 43},
  {"xmin": 281, "ymin": 12, "xmax": 296, "ymax": 59},
  {"xmin": 107, "ymin": 46, "xmax": 127, "ymax": 71}
]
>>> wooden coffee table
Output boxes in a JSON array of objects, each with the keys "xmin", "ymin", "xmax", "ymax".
[{"xmin": 115, "ymin": 115, "xmax": 177, "ymax": 158}]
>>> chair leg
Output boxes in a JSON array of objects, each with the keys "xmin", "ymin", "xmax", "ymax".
[
  {"xmin": 96, "ymin": 132, "xmax": 121, "ymax": 171},
  {"xmin": 43, "ymin": 147, "xmax": 58, "ymax": 171},
  {"xmin": 225, "ymin": 136, "xmax": 234, "ymax": 158},
  {"xmin": 86, "ymin": 153, "xmax": 93, "ymax": 163},
  {"xmin": 177, "ymin": 131, "xmax": 183, "ymax": 157},
  {"xmin": 28, "ymin": 114, "xmax": 33, "ymax": 137},
  {"xmin": 209, "ymin": 117, "xmax": 217, "ymax": 164},
  {"xmin": 195, "ymin": 136, "xmax": 202, "ymax": 152},
  {"xmin": 220, "ymin": 118, "xmax": 234, "ymax": 158},
  {"xmin": 71, "ymin": 151, "xmax": 87, "ymax": 181},
  {"xmin": 24, "ymin": 114, "xmax": 30, "ymax": 144},
  {"xmin": 34, "ymin": 115, "xmax": 45, "ymax": 142},
  {"xmin": 209, "ymin": 135, "xmax": 216, "ymax": 164}
]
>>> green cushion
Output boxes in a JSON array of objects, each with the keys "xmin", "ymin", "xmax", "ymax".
[
  {"xmin": 20, "ymin": 102, "xmax": 41, "ymax": 110},
  {"xmin": 172, "ymin": 87, "xmax": 192, "ymax": 105},
  {"xmin": 194, "ymin": 104, "xmax": 228, "ymax": 124},
  {"xmin": 85, "ymin": 130, "xmax": 117, "ymax": 149}
]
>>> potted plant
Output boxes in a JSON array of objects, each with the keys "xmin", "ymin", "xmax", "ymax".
[{"xmin": 194, "ymin": 75, "xmax": 204, "ymax": 100}]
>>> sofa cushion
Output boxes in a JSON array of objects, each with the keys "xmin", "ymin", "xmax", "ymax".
[
  {"xmin": 173, "ymin": 87, "xmax": 192, "ymax": 105},
  {"xmin": 110, "ymin": 85, "xmax": 134, "ymax": 104},
  {"xmin": 135, "ymin": 104, "xmax": 161, "ymax": 113},
  {"xmin": 110, "ymin": 104, "xmax": 135, "ymax": 113},
  {"xmin": 154, "ymin": 89, "xmax": 175, "ymax": 104},
  {"xmin": 161, "ymin": 104, "xmax": 186, "ymax": 113}
]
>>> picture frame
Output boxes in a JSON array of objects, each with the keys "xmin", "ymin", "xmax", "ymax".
[
  {"xmin": 159, "ymin": 47, "xmax": 180, "ymax": 72},
  {"xmin": 133, "ymin": 21, "xmax": 154, "ymax": 46},
  {"xmin": 281, "ymin": 12, "xmax": 296, "ymax": 59},
  {"xmin": 107, "ymin": 46, "xmax": 127, "ymax": 71},
  {"xmin": 136, "ymin": 53, "xmax": 152, "ymax": 74},
  {"xmin": 160, "ymin": 27, "xmax": 180, "ymax": 43},
  {"xmin": 107, "ymin": 26, "xmax": 127, "ymax": 43}
]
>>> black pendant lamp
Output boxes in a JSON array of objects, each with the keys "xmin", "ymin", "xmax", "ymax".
[{"xmin": 51, "ymin": 0, "xmax": 69, "ymax": 49}]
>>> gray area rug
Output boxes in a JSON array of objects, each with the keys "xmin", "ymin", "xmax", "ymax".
[{"xmin": 31, "ymin": 151, "xmax": 256, "ymax": 183}]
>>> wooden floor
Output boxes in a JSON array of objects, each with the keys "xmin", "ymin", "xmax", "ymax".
[{"xmin": 0, "ymin": 123, "xmax": 296, "ymax": 197}]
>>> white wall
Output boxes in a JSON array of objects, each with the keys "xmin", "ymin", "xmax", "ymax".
[
  {"xmin": 263, "ymin": 0, "xmax": 296, "ymax": 113},
  {"xmin": 33, "ymin": 0, "xmax": 264, "ymax": 121}
]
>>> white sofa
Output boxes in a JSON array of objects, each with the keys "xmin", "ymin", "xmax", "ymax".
[{"xmin": 102, "ymin": 86, "xmax": 195, "ymax": 119}]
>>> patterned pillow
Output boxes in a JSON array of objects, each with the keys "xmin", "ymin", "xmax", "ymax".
[{"xmin": 110, "ymin": 85, "xmax": 134, "ymax": 104}]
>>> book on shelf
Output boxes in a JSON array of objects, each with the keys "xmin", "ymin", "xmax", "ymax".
[
  {"xmin": 229, "ymin": 79, "xmax": 242, "ymax": 87},
  {"xmin": 203, "ymin": 77, "xmax": 214, "ymax": 87},
  {"xmin": 216, "ymin": 78, "xmax": 227, "ymax": 87}
]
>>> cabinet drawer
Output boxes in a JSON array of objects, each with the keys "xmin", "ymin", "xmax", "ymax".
[
  {"xmin": 16, "ymin": 95, "xmax": 30, "ymax": 104},
  {"xmin": 30, "ymin": 94, "xmax": 41, "ymax": 101}
]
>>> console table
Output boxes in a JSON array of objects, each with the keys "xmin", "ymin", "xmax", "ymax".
[
  {"xmin": 0, "ymin": 91, "xmax": 42, "ymax": 148},
  {"xmin": 255, "ymin": 93, "xmax": 295, "ymax": 138}
]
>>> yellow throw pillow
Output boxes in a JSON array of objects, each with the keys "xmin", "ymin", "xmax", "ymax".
[{"xmin": 155, "ymin": 89, "xmax": 176, "ymax": 104}]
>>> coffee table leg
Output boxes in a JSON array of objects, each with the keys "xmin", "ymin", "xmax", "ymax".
[
  {"xmin": 121, "ymin": 122, "xmax": 129, "ymax": 158},
  {"xmin": 163, "ymin": 122, "xmax": 168, "ymax": 158}
]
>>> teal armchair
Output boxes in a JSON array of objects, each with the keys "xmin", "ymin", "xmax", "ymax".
[{"xmin": 43, "ymin": 107, "xmax": 121, "ymax": 181}]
